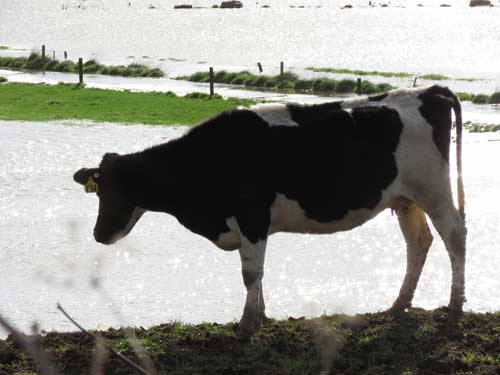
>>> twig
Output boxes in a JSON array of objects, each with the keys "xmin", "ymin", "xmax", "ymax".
[
  {"xmin": 97, "ymin": 288, "xmax": 157, "ymax": 375},
  {"xmin": 56, "ymin": 303, "xmax": 152, "ymax": 375},
  {"xmin": 0, "ymin": 314, "xmax": 57, "ymax": 375}
]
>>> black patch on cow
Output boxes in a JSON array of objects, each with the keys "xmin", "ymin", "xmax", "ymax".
[
  {"xmin": 272, "ymin": 106, "xmax": 403, "ymax": 222},
  {"xmin": 369, "ymin": 93, "xmax": 388, "ymax": 102},
  {"xmin": 98, "ymin": 105, "xmax": 402, "ymax": 245},
  {"xmin": 418, "ymin": 86, "xmax": 454, "ymax": 162},
  {"xmin": 287, "ymin": 101, "xmax": 343, "ymax": 126}
]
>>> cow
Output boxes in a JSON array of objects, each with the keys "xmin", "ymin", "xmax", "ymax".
[{"xmin": 74, "ymin": 85, "xmax": 466, "ymax": 338}]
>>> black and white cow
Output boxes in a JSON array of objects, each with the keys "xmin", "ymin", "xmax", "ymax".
[{"xmin": 74, "ymin": 85, "xmax": 466, "ymax": 337}]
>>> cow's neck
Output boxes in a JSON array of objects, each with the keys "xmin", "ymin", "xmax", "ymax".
[{"xmin": 116, "ymin": 143, "xmax": 191, "ymax": 216}]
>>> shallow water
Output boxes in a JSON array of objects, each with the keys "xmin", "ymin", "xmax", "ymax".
[
  {"xmin": 1, "ymin": 0, "xmax": 500, "ymax": 80},
  {"xmin": 1, "ymin": 119, "xmax": 500, "ymax": 337}
]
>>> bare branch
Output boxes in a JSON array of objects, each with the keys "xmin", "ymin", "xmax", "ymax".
[{"xmin": 56, "ymin": 303, "xmax": 152, "ymax": 375}]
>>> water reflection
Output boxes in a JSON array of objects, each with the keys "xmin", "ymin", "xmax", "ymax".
[{"xmin": 0, "ymin": 120, "xmax": 499, "ymax": 337}]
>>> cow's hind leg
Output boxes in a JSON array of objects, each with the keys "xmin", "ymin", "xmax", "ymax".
[
  {"xmin": 390, "ymin": 204, "xmax": 433, "ymax": 313},
  {"xmin": 238, "ymin": 237, "xmax": 267, "ymax": 338},
  {"xmin": 424, "ymin": 201, "xmax": 467, "ymax": 313}
]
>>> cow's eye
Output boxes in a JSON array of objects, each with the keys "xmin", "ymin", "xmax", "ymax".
[{"xmin": 94, "ymin": 173, "xmax": 100, "ymax": 179}]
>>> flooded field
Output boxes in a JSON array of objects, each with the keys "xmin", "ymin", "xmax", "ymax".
[
  {"xmin": 1, "ymin": 119, "xmax": 500, "ymax": 337},
  {"xmin": 1, "ymin": 0, "xmax": 500, "ymax": 80}
]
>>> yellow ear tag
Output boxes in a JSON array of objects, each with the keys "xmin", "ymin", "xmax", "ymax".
[{"xmin": 84, "ymin": 176, "xmax": 99, "ymax": 193}]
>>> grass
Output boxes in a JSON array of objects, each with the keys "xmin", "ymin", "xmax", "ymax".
[
  {"xmin": 464, "ymin": 121, "xmax": 500, "ymax": 133},
  {"xmin": 0, "ymin": 53, "xmax": 165, "ymax": 78},
  {"xmin": 307, "ymin": 66, "xmax": 415, "ymax": 79},
  {"xmin": 0, "ymin": 76, "xmax": 7, "ymax": 83},
  {"xmin": 456, "ymin": 92, "xmax": 500, "ymax": 105},
  {"xmin": 1, "ymin": 309, "xmax": 500, "ymax": 374},
  {"xmin": 179, "ymin": 70, "xmax": 395, "ymax": 96},
  {"xmin": 0, "ymin": 82, "xmax": 254, "ymax": 125},
  {"xmin": 0, "ymin": 45, "xmax": 9, "ymax": 50},
  {"xmin": 306, "ymin": 67, "xmax": 477, "ymax": 82}
]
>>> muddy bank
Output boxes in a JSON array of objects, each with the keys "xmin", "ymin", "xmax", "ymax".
[{"xmin": 1, "ymin": 309, "xmax": 499, "ymax": 374}]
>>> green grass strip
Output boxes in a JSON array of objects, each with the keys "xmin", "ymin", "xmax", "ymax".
[
  {"xmin": 0, "ymin": 53, "xmax": 165, "ymax": 78},
  {"xmin": 179, "ymin": 70, "xmax": 395, "ymax": 96},
  {"xmin": 0, "ymin": 82, "xmax": 254, "ymax": 125}
]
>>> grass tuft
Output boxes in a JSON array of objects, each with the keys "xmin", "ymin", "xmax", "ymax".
[
  {"xmin": 488, "ymin": 92, "xmax": 500, "ymax": 104},
  {"xmin": 472, "ymin": 94, "xmax": 490, "ymax": 104},
  {"xmin": 0, "ymin": 53, "xmax": 165, "ymax": 78},
  {"xmin": 181, "ymin": 70, "xmax": 395, "ymax": 96}
]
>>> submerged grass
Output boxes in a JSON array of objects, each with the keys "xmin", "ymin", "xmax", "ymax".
[
  {"xmin": 0, "ymin": 83, "xmax": 254, "ymax": 125},
  {"xmin": 0, "ymin": 53, "xmax": 165, "ymax": 78},
  {"xmin": 1, "ymin": 309, "xmax": 500, "ymax": 374},
  {"xmin": 180, "ymin": 70, "xmax": 395, "ymax": 96},
  {"xmin": 306, "ymin": 67, "xmax": 477, "ymax": 82},
  {"xmin": 307, "ymin": 66, "xmax": 416, "ymax": 79}
]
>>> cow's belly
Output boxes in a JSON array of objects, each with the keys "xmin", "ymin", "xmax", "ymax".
[{"xmin": 269, "ymin": 193, "xmax": 384, "ymax": 235}]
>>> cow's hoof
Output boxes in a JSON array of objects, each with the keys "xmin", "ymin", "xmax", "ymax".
[
  {"xmin": 236, "ymin": 317, "xmax": 258, "ymax": 340},
  {"xmin": 259, "ymin": 313, "xmax": 270, "ymax": 325},
  {"xmin": 387, "ymin": 301, "xmax": 410, "ymax": 315},
  {"xmin": 447, "ymin": 305, "xmax": 464, "ymax": 321},
  {"xmin": 235, "ymin": 325, "xmax": 254, "ymax": 340}
]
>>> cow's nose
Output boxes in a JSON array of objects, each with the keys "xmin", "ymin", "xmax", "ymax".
[{"xmin": 94, "ymin": 228, "xmax": 113, "ymax": 245}]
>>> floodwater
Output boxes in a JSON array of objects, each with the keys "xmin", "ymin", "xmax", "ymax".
[
  {"xmin": 1, "ymin": 0, "xmax": 500, "ymax": 80},
  {"xmin": 1, "ymin": 0, "xmax": 500, "ymax": 336},
  {"xmin": 1, "ymin": 120, "xmax": 500, "ymax": 337}
]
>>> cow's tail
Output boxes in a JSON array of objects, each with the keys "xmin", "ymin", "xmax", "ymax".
[{"xmin": 451, "ymin": 92, "xmax": 465, "ymax": 221}]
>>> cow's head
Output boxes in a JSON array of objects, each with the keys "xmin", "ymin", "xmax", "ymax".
[{"xmin": 73, "ymin": 153, "xmax": 145, "ymax": 245}]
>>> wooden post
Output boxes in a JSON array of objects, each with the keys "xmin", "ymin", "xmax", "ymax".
[
  {"xmin": 280, "ymin": 61, "xmax": 284, "ymax": 76},
  {"xmin": 64, "ymin": 51, "xmax": 67, "ymax": 60},
  {"xmin": 52, "ymin": 51, "xmax": 55, "ymax": 60},
  {"xmin": 357, "ymin": 78, "xmax": 362, "ymax": 95},
  {"xmin": 413, "ymin": 77, "xmax": 418, "ymax": 87},
  {"xmin": 257, "ymin": 62, "xmax": 263, "ymax": 73},
  {"xmin": 78, "ymin": 58, "xmax": 83, "ymax": 84},
  {"xmin": 42, "ymin": 45, "xmax": 45, "ymax": 61},
  {"xmin": 209, "ymin": 67, "xmax": 214, "ymax": 97}
]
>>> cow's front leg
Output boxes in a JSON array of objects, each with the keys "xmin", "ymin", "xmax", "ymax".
[{"xmin": 237, "ymin": 237, "xmax": 267, "ymax": 338}]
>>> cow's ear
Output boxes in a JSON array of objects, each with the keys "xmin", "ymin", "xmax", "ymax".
[
  {"xmin": 74, "ymin": 168, "xmax": 99, "ymax": 185},
  {"xmin": 101, "ymin": 153, "xmax": 120, "ymax": 166}
]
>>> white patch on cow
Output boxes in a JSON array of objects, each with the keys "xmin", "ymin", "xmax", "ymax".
[
  {"xmin": 269, "ymin": 193, "xmax": 390, "ymax": 235},
  {"xmin": 213, "ymin": 217, "xmax": 241, "ymax": 250},
  {"xmin": 250, "ymin": 103, "xmax": 298, "ymax": 127},
  {"xmin": 339, "ymin": 87, "xmax": 450, "ymax": 204},
  {"xmin": 109, "ymin": 207, "xmax": 146, "ymax": 244}
]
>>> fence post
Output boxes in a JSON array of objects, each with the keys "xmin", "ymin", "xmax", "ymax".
[
  {"xmin": 209, "ymin": 67, "xmax": 214, "ymax": 97},
  {"xmin": 257, "ymin": 62, "xmax": 263, "ymax": 73},
  {"xmin": 413, "ymin": 77, "xmax": 418, "ymax": 87},
  {"xmin": 78, "ymin": 58, "xmax": 83, "ymax": 84},
  {"xmin": 64, "ymin": 51, "xmax": 67, "ymax": 60},
  {"xmin": 52, "ymin": 51, "xmax": 55, "ymax": 60},
  {"xmin": 280, "ymin": 61, "xmax": 284, "ymax": 76},
  {"xmin": 357, "ymin": 78, "xmax": 362, "ymax": 95},
  {"xmin": 41, "ymin": 45, "xmax": 46, "ymax": 72}
]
